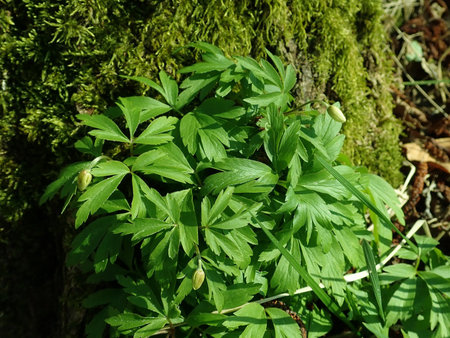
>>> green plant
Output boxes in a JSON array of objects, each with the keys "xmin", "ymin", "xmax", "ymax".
[{"xmin": 42, "ymin": 43, "xmax": 448, "ymax": 337}]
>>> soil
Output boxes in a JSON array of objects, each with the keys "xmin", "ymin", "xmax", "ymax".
[{"xmin": 388, "ymin": 0, "xmax": 449, "ymax": 254}]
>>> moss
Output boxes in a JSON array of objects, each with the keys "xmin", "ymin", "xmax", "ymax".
[
  {"xmin": 0, "ymin": 0, "xmax": 402, "ymax": 220},
  {"xmin": 1, "ymin": 0, "xmax": 405, "ymax": 334}
]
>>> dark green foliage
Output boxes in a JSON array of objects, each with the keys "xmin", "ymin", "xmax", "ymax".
[
  {"xmin": 1, "ymin": 0, "xmax": 405, "ymax": 335},
  {"xmin": 43, "ymin": 43, "xmax": 450, "ymax": 337},
  {"xmin": 1, "ymin": 0, "xmax": 402, "ymax": 222}
]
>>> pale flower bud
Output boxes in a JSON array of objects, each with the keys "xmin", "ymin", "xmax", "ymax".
[
  {"xmin": 327, "ymin": 105, "xmax": 346, "ymax": 123},
  {"xmin": 77, "ymin": 169, "xmax": 92, "ymax": 191},
  {"xmin": 192, "ymin": 267, "xmax": 205, "ymax": 290}
]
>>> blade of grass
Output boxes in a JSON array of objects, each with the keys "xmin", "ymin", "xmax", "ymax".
[
  {"xmin": 403, "ymin": 79, "xmax": 450, "ymax": 86},
  {"xmin": 249, "ymin": 211, "xmax": 358, "ymax": 333},
  {"xmin": 362, "ymin": 240, "xmax": 385, "ymax": 324},
  {"xmin": 315, "ymin": 155, "xmax": 418, "ymax": 253}
]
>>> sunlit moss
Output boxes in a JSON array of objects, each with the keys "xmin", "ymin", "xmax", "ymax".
[{"xmin": 0, "ymin": 0, "xmax": 402, "ymax": 222}]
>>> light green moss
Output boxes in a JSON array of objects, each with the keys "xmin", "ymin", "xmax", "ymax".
[{"xmin": 0, "ymin": 0, "xmax": 402, "ymax": 222}]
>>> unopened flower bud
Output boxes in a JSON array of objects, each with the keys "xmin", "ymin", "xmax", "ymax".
[
  {"xmin": 327, "ymin": 105, "xmax": 346, "ymax": 123},
  {"xmin": 77, "ymin": 169, "xmax": 92, "ymax": 191},
  {"xmin": 192, "ymin": 268, "xmax": 205, "ymax": 290}
]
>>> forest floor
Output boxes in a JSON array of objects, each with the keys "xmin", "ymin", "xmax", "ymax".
[{"xmin": 384, "ymin": 0, "xmax": 449, "ymax": 256}]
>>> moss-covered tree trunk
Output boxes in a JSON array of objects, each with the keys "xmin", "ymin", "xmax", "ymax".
[{"xmin": 0, "ymin": 0, "xmax": 402, "ymax": 336}]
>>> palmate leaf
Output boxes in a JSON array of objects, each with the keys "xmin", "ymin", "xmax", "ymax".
[
  {"xmin": 223, "ymin": 303, "xmax": 267, "ymax": 337},
  {"xmin": 93, "ymin": 231, "xmax": 122, "ymax": 272},
  {"xmin": 116, "ymin": 87, "xmax": 172, "ymax": 123},
  {"xmin": 105, "ymin": 313, "xmax": 166, "ymax": 334},
  {"xmin": 77, "ymin": 114, "xmax": 130, "ymax": 143},
  {"xmin": 133, "ymin": 116, "xmax": 177, "ymax": 145},
  {"xmin": 271, "ymin": 238, "xmax": 301, "ymax": 293},
  {"xmin": 204, "ymin": 228, "xmax": 252, "ymax": 269},
  {"xmin": 67, "ymin": 215, "xmax": 126, "ymax": 266},
  {"xmin": 266, "ymin": 307, "xmax": 303, "ymax": 338},
  {"xmin": 39, "ymin": 161, "xmax": 89, "ymax": 205},
  {"xmin": 251, "ymin": 212, "xmax": 355, "ymax": 331},
  {"xmin": 312, "ymin": 113, "xmax": 345, "ymax": 161},
  {"xmin": 180, "ymin": 110, "xmax": 229, "ymax": 161},
  {"xmin": 385, "ymin": 277, "xmax": 417, "ymax": 327},
  {"xmin": 91, "ymin": 160, "xmax": 130, "ymax": 177},
  {"xmin": 418, "ymin": 270, "xmax": 450, "ymax": 336},
  {"xmin": 203, "ymin": 158, "xmax": 278, "ymax": 195},
  {"xmin": 159, "ymin": 71, "xmax": 178, "ymax": 106},
  {"xmin": 74, "ymin": 136, "xmax": 103, "ymax": 157},
  {"xmin": 133, "ymin": 143, "xmax": 194, "ymax": 184},
  {"xmin": 316, "ymin": 155, "xmax": 417, "ymax": 252},
  {"xmin": 279, "ymin": 188, "xmax": 332, "ymax": 244},
  {"xmin": 176, "ymin": 73, "xmax": 220, "ymax": 110},
  {"xmin": 75, "ymin": 173, "xmax": 128, "ymax": 228},
  {"xmin": 113, "ymin": 218, "xmax": 174, "ymax": 243}
]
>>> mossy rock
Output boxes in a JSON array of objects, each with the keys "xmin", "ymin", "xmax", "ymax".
[
  {"xmin": 0, "ymin": 0, "xmax": 402, "ymax": 223},
  {"xmin": 0, "ymin": 0, "xmax": 403, "ymax": 335}
]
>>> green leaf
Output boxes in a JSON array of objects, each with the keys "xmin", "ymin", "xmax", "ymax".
[
  {"xmin": 279, "ymin": 188, "xmax": 332, "ymax": 242},
  {"xmin": 130, "ymin": 174, "xmax": 148, "ymax": 219},
  {"xmin": 276, "ymin": 120, "xmax": 301, "ymax": 171},
  {"xmin": 244, "ymin": 92, "xmax": 283, "ymax": 107},
  {"xmin": 235, "ymin": 56, "xmax": 270, "ymax": 82},
  {"xmin": 175, "ymin": 189, "xmax": 198, "ymax": 256},
  {"xmin": 265, "ymin": 307, "xmax": 303, "ymax": 338},
  {"xmin": 133, "ymin": 144, "xmax": 194, "ymax": 184},
  {"xmin": 205, "ymin": 229, "xmax": 252, "ymax": 269},
  {"xmin": 77, "ymin": 114, "xmax": 129, "ymax": 143},
  {"xmin": 105, "ymin": 313, "xmax": 154, "ymax": 331},
  {"xmin": 271, "ymin": 238, "xmax": 301, "ymax": 293},
  {"xmin": 67, "ymin": 215, "xmax": 125, "ymax": 265},
  {"xmin": 117, "ymin": 275, "xmax": 164, "ymax": 315},
  {"xmin": 203, "ymin": 158, "xmax": 278, "ymax": 195},
  {"xmin": 75, "ymin": 173, "xmax": 127, "ymax": 228},
  {"xmin": 362, "ymin": 240, "xmax": 385, "ymax": 323},
  {"xmin": 367, "ymin": 173, "xmax": 405, "ymax": 224},
  {"xmin": 113, "ymin": 218, "xmax": 173, "ymax": 243},
  {"xmin": 116, "ymin": 94, "xmax": 172, "ymax": 123},
  {"xmin": 316, "ymin": 155, "xmax": 417, "ymax": 252},
  {"xmin": 380, "ymin": 263, "xmax": 417, "ymax": 284},
  {"xmin": 221, "ymin": 283, "xmax": 262, "ymax": 310},
  {"xmin": 93, "ymin": 231, "xmax": 122, "ymax": 272},
  {"xmin": 91, "ymin": 160, "xmax": 130, "ymax": 177},
  {"xmin": 252, "ymin": 212, "xmax": 355, "ymax": 330},
  {"xmin": 284, "ymin": 65, "xmax": 296, "ymax": 92},
  {"xmin": 223, "ymin": 303, "xmax": 267, "ymax": 337},
  {"xmin": 260, "ymin": 58, "xmax": 283, "ymax": 88},
  {"xmin": 175, "ymin": 73, "xmax": 220, "ymax": 110},
  {"xmin": 159, "ymin": 71, "xmax": 178, "ymax": 106},
  {"xmin": 74, "ymin": 136, "xmax": 103, "ymax": 157},
  {"xmin": 180, "ymin": 112, "xmax": 201, "ymax": 154},
  {"xmin": 40, "ymin": 161, "xmax": 89, "ymax": 205},
  {"xmin": 385, "ymin": 277, "xmax": 417, "ymax": 327},
  {"xmin": 204, "ymin": 263, "xmax": 227, "ymax": 312},
  {"xmin": 419, "ymin": 271, "xmax": 450, "ymax": 335},
  {"xmin": 133, "ymin": 318, "xmax": 168, "ymax": 337},
  {"xmin": 196, "ymin": 97, "xmax": 246, "ymax": 119},
  {"xmin": 265, "ymin": 49, "xmax": 286, "ymax": 80},
  {"xmin": 133, "ymin": 116, "xmax": 177, "ymax": 145},
  {"xmin": 117, "ymin": 96, "xmax": 143, "ymax": 137},
  {"xmin": 204, "ymin": 186, "xmax": 234, "ymax": 226}
]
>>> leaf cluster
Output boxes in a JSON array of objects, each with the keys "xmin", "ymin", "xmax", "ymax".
[{"xmin": 42, "ymin": 43, "xmax": 449, "ymax": 337}]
